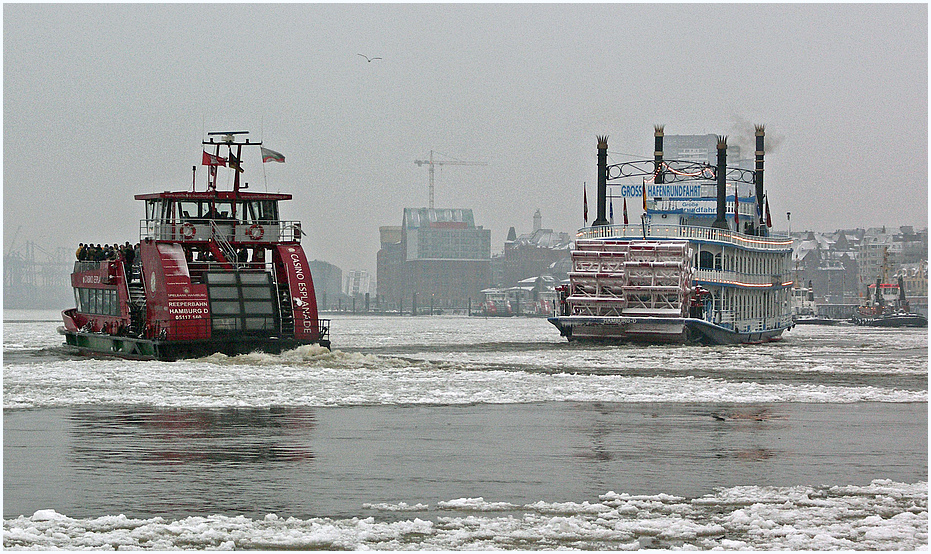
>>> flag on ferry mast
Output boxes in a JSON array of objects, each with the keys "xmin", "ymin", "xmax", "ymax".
[
  {"xmin": 641, "ymin": 181, "xmax": 647, "ymax": 211},
  {"xmin": 583, "ymin": 183, "xmax": 588, "ymax": 224},
  {"xmin": 764, "ymin": 196, "xmax": 773, "ymax": 227},
  {"xmin": 261, "ymin": 147, "xmax": 286, "ymax": 163},
  {"xmin": 202, "ymin": 151, "xmax": 227, "ymax": 166},
  {"xmin": 623, "ymin": 197, "xmax": 628, "ymax": 225},
  {"xmin": 609, "ymin": 196, "xmax": 614, "ymax": 223},
  {"xmin": 228, "ymin": 152, "xmax": 245, "ymax": 173}
]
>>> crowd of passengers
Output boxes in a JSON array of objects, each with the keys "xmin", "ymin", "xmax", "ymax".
[
  {"xmin": 76, "ymin": 242, "xmax": 139, "ymax": 265},
  {"xmin": 77, "ymin": 242, "xmax": 263, "ymax": 266}
]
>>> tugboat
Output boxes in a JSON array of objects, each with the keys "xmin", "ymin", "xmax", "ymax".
[
  {"xmin": 851, "ymin": 276, "xmax": 928, "ymax": 328},
  {"xmin": 549, "ymin": 126, "xmax": 794, "ymax": 344},
  {"xmin": 59, "ymin": 131, "xmax": 330, "ymax": 360}
]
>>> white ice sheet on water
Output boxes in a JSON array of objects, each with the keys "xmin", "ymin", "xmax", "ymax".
[
  {"xmin": 4, "ymin": 480, "xmax": 926, "ymax": 550},
  {"xmin": 4, "ymin": 344, "xmax": 926, "ymax": 409}
]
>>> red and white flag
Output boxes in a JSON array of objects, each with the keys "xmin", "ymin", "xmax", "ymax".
[{"xmin": 202, "ymin": 151, "xmax": 227, "ymax": 166}]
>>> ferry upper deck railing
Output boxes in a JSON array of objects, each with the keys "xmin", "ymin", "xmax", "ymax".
[
  {"xmin": 576, "ymin": 223, "xmax": 793, "ymax": 252},
  {"xmin": 140, "ymin": 220, "xmax": 303, "ymax": 244}
]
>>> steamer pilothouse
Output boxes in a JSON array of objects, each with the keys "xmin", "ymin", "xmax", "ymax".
[
  {"xmin": 59, "ymin": 131, "xmax": 330, "ymax": 360},
  {"xmin": 549, "ymin": 126, "xmax": 795, "ymax": 344}
]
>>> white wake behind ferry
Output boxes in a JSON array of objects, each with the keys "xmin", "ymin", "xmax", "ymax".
[{"xmin": 549, "ymin": 126, "xmax": 794, "ymax": 345}]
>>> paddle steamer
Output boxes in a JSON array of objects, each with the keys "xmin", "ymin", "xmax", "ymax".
[{"xmin": 549, "ymin": 126, "xmax": 794, "ymax": 344}]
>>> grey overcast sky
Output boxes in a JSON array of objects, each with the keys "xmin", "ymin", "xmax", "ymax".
[{"xmin": 4, "ymin": 3, "xmax": 927, "ymax": 275}]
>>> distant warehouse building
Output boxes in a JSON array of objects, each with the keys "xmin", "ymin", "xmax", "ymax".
[
  {"xmin": 308, "ymin": 259, "xmax": 342, "ymax": 311},
  {"xmin": 377, "ymin": 208, "xmax": 491, "ymax": 312}
]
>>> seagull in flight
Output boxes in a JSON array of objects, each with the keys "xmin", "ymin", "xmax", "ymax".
[{"xmin": 358, "ymin": 54, "xmax": 382, "ymax": 63}]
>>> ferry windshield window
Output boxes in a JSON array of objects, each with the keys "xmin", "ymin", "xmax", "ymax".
[
  {"xmin": 212, "ymin": 201, "xmax": 237, "ymax": 221},
  {"xmin": 178, "ymin": 201, "xmax": 204, "ymax": 221},
  {"xmin": 242, "ymin": 201, "xmax": 278, "ymax": 224},
  {"xmin": 145, "ymin": 200, "xmax": 159, "ymax": 221},
  {"xmin": 160, "ymin": 200, "xmax": 174, "ymax": 223}
]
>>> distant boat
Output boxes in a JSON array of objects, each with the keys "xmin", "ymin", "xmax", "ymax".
[
  {"xmin": 790, "ymin": 281, "xmax": 841, "ymax": 325},
  {"xmin": 549, "ymin": 126, "xmax": 794, "ymax": 345},
  {"xmin": 851, "ymin": 276, "xmax": 927, "ymax": 328}
]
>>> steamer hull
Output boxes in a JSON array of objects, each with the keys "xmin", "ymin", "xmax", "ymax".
[{"xmin": 549, "ymin": 316, "xmax": 787, "ymax": 345}]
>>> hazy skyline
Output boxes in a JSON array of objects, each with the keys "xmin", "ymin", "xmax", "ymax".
[{"xmin": 4, "ymin": 4, "xmax": 927, "ymax": 275}]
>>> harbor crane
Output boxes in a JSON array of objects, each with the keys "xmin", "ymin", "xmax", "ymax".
[{"xmin": 414, "ymin": 150, "xmax": 487, "ymax": 209}]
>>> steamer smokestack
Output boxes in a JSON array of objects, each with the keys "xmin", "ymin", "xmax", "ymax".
[
  {"xmin": 755, "ymin": 125, "xmax": 765, "ymax": 228},
  {"xmin": 712, "ymin": 135, "xmax": 729, "ymax": 230},
  {"xmin": 654, "ymin": 125, "xmax": 665, "ymax": 185},
  {"xmin": 593, "ymin": 135, "xmax": 610, "ymax": 226}
]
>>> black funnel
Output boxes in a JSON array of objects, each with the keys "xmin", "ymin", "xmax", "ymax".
[
  {"xmin": 711, "ymin": 136, "xmax": 729, "ymax": 230},
  {"xmin": 755, "ymin": 125, "xmax": 765, "ymax": 226},
  {"xmin": 593, "ymin": 136, "xmax": 609, "ymax": 226}
]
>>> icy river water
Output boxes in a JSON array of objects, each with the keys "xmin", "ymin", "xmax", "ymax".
[{"xmin": 3, "ymin": 310, "xmax": 928, "ymax": 550}]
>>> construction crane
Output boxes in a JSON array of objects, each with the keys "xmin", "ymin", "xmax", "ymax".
[{"xmin": 414, "ymin": 150, "xmax": 487, "ymax": 209}]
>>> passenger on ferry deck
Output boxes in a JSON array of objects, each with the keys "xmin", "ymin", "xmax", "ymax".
[
  {"xmin": 123, "ymin": 242, "xmax": 135, "ymax": 267},
  {"xmin": 122, "ymin": 242, "xmax": 135, "ymax": 279},
  {"xmin": 76, "ymin": 243, "xmax": 86, "ymax": 261},
  {"xmin": 237, "ymin": 246, "xmax": 249, "ymax": 263}
]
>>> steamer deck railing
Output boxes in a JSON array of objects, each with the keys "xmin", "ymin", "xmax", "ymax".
[{"xmin": 576, "ymin": 223, "xmax": 792, "ymax": 251}]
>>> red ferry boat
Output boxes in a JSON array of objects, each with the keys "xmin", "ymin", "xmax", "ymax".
[{"xmin": 59, "ymin": 131, "xmax": 330, "ymax": 360}]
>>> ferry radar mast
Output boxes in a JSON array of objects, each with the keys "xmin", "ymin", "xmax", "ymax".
[{"xmin": 203, "ymin": 131, "xmax": 262, "ymax": 194}]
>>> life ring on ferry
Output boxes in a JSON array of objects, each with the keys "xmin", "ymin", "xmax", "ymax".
[
  {"xmin": 180, "ymin": 222, "xmax": 196, "ymax": 239},
  {"xmin": 248, "ymin": 224, "xmax": 265, "ymax": 240}
]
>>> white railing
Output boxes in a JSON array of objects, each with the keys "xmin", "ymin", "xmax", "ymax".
[
  {"xmin": 694, "ymin": 269, "xmax": 788, "ymax": 287},
  {"xmin": 140, "ymin": 220, "xmax": 303, "ymax": 243},
  {"xmin": 576, "ymin": 224, "xmax": 792, "ymax": 252}
]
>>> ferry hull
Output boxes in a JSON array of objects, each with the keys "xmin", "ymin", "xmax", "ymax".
[
  {"xmin": 548, "ymin": 316, "xmax": 788, "ymax": 346},
  {"xmin": 59, "ymin": 327, "xmax": 330, "ymax": 362}
]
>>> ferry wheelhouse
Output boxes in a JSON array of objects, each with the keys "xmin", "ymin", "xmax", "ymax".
[
  {"xmin": 59, "ymin": 132, "xmax": 330, "ymax": 360},
  {"xmin": 549, "ymin": 126, "xmax": 794, "ymax": 345}
]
